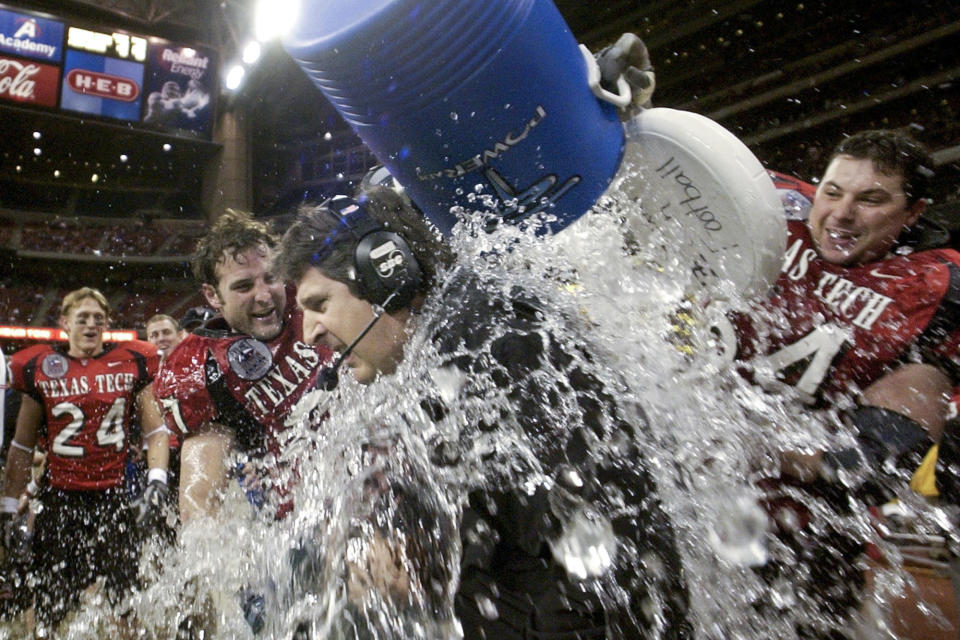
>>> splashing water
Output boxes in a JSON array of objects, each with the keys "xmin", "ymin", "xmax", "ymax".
[{"xmin": 14, "ymin": 169, "xmax": 952, "ymax": 640}]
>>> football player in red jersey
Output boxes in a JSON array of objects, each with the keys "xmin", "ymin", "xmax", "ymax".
[
  {"xmin": 152, "ymin": 210, "xmax": 332, "ymax": 523},
  {"xmin": 720, "ymin": 131, "xmax": 960, "ymax": 636},
  {"xmin": 601, "ymin": 37, "xmax": 959, "ymax": 633},
  {"xmin": 724, "ymin": 130, "xmax": 959, "ymax": 493},
  {"xmin": 0, "ymin": 287, "xmax": 164, "ymax": 635},
  {"xmin": 139, "ymin": 314, "xmax": 188, "ymax": 538}
]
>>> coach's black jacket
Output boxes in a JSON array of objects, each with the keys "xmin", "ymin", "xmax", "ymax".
[{"xmin": 413, "ymin": 269, "xmax": 690, "ymax": 640}]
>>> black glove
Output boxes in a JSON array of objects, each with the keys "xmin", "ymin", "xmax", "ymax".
[
  {"xmin": 596, "ymin": 33, "xmax": 656, "ymax": 112},
  {"xmin": 820, "ymin": 406, "xmax": 933, "ymax": 505},
  {"xmin": 0, "ymin": 512, "xmax": 32, "ymax": 563},
  {"xmin": 132, "ymin": 478, "xmax": 170, "ymax": 528}
]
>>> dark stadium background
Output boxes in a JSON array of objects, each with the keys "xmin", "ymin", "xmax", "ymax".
[{"xmin": 1, "ymin": 0, "xmax": 959, "ymax": 342}]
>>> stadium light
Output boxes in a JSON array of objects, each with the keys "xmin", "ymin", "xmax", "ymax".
[
  {"xmin": 253, "ymin": 0, "xmax": 299, "ymax": 42},
  {"xmin": 242, "ymin": 41, "xmax": 261, "ymax": 65},
  {"xmin": 225, "ymin": 64, "xmax": 246, "ymax": 91}
]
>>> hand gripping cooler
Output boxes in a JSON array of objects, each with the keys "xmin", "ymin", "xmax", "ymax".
[{"xmin": 282, "ymin": 0, "xmax": 626, "ymax": 236}]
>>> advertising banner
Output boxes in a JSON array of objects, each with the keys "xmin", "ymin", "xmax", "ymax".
[
  {"xmin": 0, "ymin": 53, "xmax": 59, "ymax": 106},
  {"xmin": 142, "ymin": 41, "xmax": 216, "ymax": 137},
  {"xmin": 60, "ymin": 48, "xmax": 143, "ymax": 121},
  {"xmin": 0, "ymin": 9, "xmax": 217, "ymax": 139},
  {"xmin": 0, "ymin": 7, "xmax": 64, "ymax": 63}
]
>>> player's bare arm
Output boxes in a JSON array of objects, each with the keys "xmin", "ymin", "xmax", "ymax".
[
  {"xmin": 781, "ymin": 364, "xmax": 952, "ymax": 482},
  {"xmin": 860, "ymin": 363, "xmax": 951, "ymax": 442},
  {"xmin": 178, "ymin": 425, "xmax": 235, "ymax": 523},
  {"xmin": 1, "ymin": 394, "xmax": 42, "ymax": 505},
  {"xmin": 140, "ymin": 383, "xmax": 170, "ymax": 474}
]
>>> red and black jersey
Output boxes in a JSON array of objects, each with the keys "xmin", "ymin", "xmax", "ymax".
[
  {"xmin": 732, "ymin": 219, "xmax": 960, "ymax": 404},
  {"xmin": 10, "ymin": 340, "xmax": 158, "ymax": 491},
  {"xmin": 154, "ymin": 289, "xmax": 332, "ymax": 459}
]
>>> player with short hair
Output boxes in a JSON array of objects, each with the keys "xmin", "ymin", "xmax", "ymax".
[
  {"xmin": 137, "ymin": 313, "xmax": 189, "ymax": 536},
  {"xmin": 152, "ymin": 210, "xmax": 333, "ymax": 523},
  {"xmin": 145, "ymin": 314, "xmax": 184, "ymax": 360},
  {"xmin": 0, "ymin": 286, "xmax": 163, "ymax": 634},
  {"xmin": 729, "ymin": 130, "xmax": 960, "ymax": 488},
  {"xmin": 717, "ymin": 130, "xmax": 960, "ymax": 635}
]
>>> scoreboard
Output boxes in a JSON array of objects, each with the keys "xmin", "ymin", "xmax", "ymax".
[{"xmin": 0, "ymin": 3, "xmax": 218, "ymax": 140}]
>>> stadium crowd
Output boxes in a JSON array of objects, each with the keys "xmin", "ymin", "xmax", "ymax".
[{"xmin": 0, "ymin": 215, "xmax": 204, "ymax": 259}]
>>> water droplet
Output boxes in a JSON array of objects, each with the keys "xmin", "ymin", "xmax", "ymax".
[
  {"xmin": 550, "ymin": 509, "xmax": 617, "ymax": 580},
  {"xmin": 474, "ymin": 594, "xmax": 499, "ymax": 620},
  {"xmin": 708, "ymin": 494, "xmax": 768, "ymax": 566}
]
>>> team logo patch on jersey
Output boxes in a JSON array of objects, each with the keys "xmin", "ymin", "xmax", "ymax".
[
  {"xmin": 41, "ymin": 353, "xmax": 69, "ymax": 379},
  {"xmin": 227, "ymin": 338, "xmax": 273, "ymax": 381}
]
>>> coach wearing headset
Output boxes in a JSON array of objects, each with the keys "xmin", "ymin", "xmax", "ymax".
[{"xmin": 274, "ymin": 186, "xmax": 690, "ymax": 640}]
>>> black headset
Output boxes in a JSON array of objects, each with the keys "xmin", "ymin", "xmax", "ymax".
[{"xmin": 323, "ymin": 195, "xmax": 423, "ymax": 312}]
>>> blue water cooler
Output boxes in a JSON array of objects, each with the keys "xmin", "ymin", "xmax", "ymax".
[{"xmin": 283, "ymin": 0, "xmax": 625, "ymax": 235}]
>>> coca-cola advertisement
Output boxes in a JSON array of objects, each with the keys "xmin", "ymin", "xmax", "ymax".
[
  {"xmin": 60, "ymin": 48, "xmax": 143, "ymax": 121},
  {"xmin": 0, "ymin": 53, "xmax": 58, "ymax": 107}
]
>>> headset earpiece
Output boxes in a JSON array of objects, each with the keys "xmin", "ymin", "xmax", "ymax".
[
  {"xmin": 324, "ymin": 196, "xmax": 423, "ymax": 311},
  {"xmin": 354, "ymin": 228, "xmax": 422, "ymax": 310}
]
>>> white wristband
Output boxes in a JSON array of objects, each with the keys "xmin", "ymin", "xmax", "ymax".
[
  {"xmin": 0, "ymin": 497, "xmax": 18, "ymax": 514},
  {"xmin": 25, "ymin": 480, "xmax": 39, "ymax": 498},
  {"xmin": 147, "ymin": 468, "xmax": 168, "ymax": 485},
  {"xmin": 9, "ymin": 440, "xmax": 32, "ymax": 454},
  {"xmin": 143, "ymin": 426, "xmax": 171, "ymax": 440}
]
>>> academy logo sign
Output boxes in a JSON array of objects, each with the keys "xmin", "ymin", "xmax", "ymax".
[{"xmin": 0, "ymin": 8, "xmax": 64, "ymax": 62}]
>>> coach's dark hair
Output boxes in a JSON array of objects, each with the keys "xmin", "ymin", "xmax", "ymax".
[
  {"xmin": 275, "ymin": 186, "xmax": 453, "ymax": 301},
  {"xmin": 192, "ymin": 209, "xmax": 278, "ymax": 286},
  {"xmin": 830, "ymin": 130, "xmax": 934, "ymax": 205}
]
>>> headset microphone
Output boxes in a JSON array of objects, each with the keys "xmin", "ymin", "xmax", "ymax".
[{"xmin": 316, "ymin": 291, "xmax": 398, "ymax": 391}]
